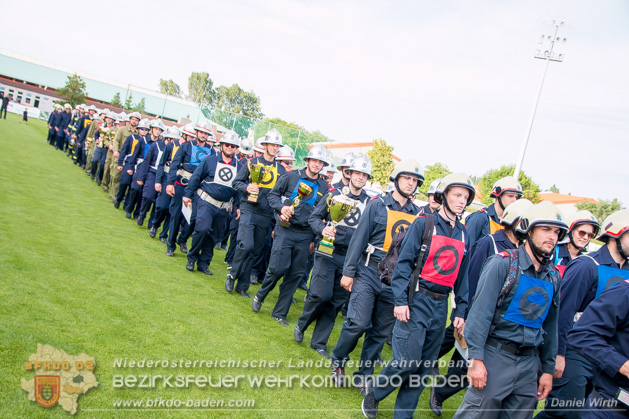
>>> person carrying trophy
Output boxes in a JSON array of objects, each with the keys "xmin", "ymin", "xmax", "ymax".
[
  {"xmin": 164, "ymin": 123, "xmax": 214, "ymax": 259},
  {"xmin": 251, "ymin": 145, "xmax": 330, "ymax": 325},
  {"xmin": 90, "ymin": 112, "xmax": 116, "ymax": 186},
  {"xmin": 225, "ymin": 128, "xmax": 285, "ymax": 297},
  {"xmin": 184, "ymin": 131, "xmax": 243, "ymax": 276},
  {"xmin": 329, "ymin": 159, "xmax": 423, "ymax": 394},
  {"xmin": 294, "ymin": 154, "xmax": 372, "ymax": 358}
]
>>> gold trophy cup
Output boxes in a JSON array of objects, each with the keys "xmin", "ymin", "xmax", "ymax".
[
  {"xmin": 279, "ymin": 183, "xmax": 313, "ymax": 227},
  {"xmin": 247, "ymin": 161, "xmax": 266, "ymax": 203},
  {"xmin": 316, "ymin": 193, "xmax": 357, "ymax": 256}
]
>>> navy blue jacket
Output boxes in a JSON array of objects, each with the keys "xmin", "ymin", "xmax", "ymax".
[
  {"xmin": 465, "ymin": 203, "xmax": 500, "ymax": 246},
  {"xmin": 554, "ymin": 243, "xmax": 578, "ymax": 267},
  {"xmin": 184, "ymin": 153, "xmax": 242, "ymax": 204},
  {"xmin": 166, "ymin": 140, "xmax": 215, "ymax": 186},
  {"xmin": 136, "ymin": 140, "xmax": 166, "ymax": 182},
  {"xmin": 557, "ymin": 245, "xmax": 629, "ymax": 356},
  {"xmin": 468, "ymin": 229, "xmax": 518, "ymax": 305},
  {"xmin": 343, "ymin": 193, "xmax": 420, "ymax": 278},
  {"xmin": 391, "ymin": 213, "xmax": 470, "ymax": 318},
  {"xmin": 118, "ymin": 134, "xmax": 148, "ymax": 167},
  {"xmin": 569, "ymin": 280, "xmax": 629, "ymax": 402},
  {"xmin": 233, "ymin": 156, "xmax": 286, "ymax": 219},
  {"xmin": 156, "ymin": 140, "xmax": 183, "ymax": 185},
  {"xmin": 332, "ymin": 179, "xmax": 348, "ymax": 190},
  {"xmin": 308, "ymin": 187, "xmax": 369, "ymax": 251},
  {"xmin": 268, "ymin": 169, "xmax": 329, "ymax": 229},
  {"xmin": 59, "ymin": 110, "xmax": 72, "ymax": 131},
  {"xmin": 76, "ymin": 115, "xmax": 93, "ymax": 143},
  {"xmin": 466, "ymin": 246, "xmax": 560, "ymax": 374}
]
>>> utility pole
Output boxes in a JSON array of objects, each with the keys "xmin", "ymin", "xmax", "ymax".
[{"xmin": 513, "ymin": 20, "xmax": 568, "ymax": 180}]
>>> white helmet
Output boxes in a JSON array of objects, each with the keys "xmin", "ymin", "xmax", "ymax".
[
  {"xmin": 305, "ymin": 145, "xmax": 328, "ymax": 163},
  {"xmin": 346, "ymin": 154, "xmax": 373, "ymax": 179},
  {"xmin": 105, "ymin": 112, "xmax": 116, "ymax": 121},
  {"xmin": 164, "ymin": 126, "xmax": 180, "ymax": 139},
  {"xmin": 500, "ymin": 199, "xmax": 533, "ymax": 227},
  {"xmin": 119, "ymin": 112, "xmax": 129, "ymax": 122},
  {"xmin": 196, "ymin": 120, "xmax": 213, "ymax": 135},
  {"xmin": 515, "ymin": 201, "xmax": 568, "ymax": 241},
  {"xmin": 434, "ymin": 173, "xmax": 476, "ymax": 207},
  {"xmin": 149, "ymin": 119, "xmax": 165, "ymax": 131},
  {"xmin": 338, "ymin": 152, "xmax": 357, "ymax": 170},
  {"xmin": 491, "ymin": 176, "xmax": 524, "ymax": 198},
  {"xmin": 220, "ymin": 130, "xmax": 241, "ymax": 147},
  {"xmin": 253, "ymin": 137, "xmax": 265, "ymax": 153},
  {"xmin": 239, "ymin": 137, "xmax": 254, "ymax": 155},
  {"xmin": 276, "ymin": 145, "xmax": 296, "ymax": 161},
  {"xmin": 390, "ymin": 159, "xmax": 425, "ymax": 185},
  {"xmin": 128, "ymin": 111, "xmax": 141, "ymax": 121},
  {"xmin": 427, "ymin": 178, "xmax": 442, "ymax": 195},
  {"xmin": 137, "ymin": 118, "xmax": 150, "ymax": 130},
  {"xmin": 597, "ymin": 209, "xmax": 629, "ymax": 241},
  {"xmin": 182, "ymin": 123, "xmax": 197, "ymax": 138},
  {"xmin": 261, "ymin": 128, "xmax": 283, "ymax": 146},
  {"xmin": 64, "ymin": 103, "xmax": 72, "ymax": 109}
]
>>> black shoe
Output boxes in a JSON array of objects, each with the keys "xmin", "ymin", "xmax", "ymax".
[
  {"xmin": 96, "ymin": 178, "xmax": 101, "ymax": 186},
  {"xmin": 429, "ymin": 386, "xmax": 443, "ymax": 416},
  {"xmin": 125, "ymin": 212, "xmax": 132, "ymax": 219},
  {"xmin": 361, "ymin": 381, "xmax": 379, "ymax": 419},
  {"xmin": 136, "ymin": 217, "xmax": 144, "ymax": 227},
  {"xmin": 252, "ymin": 296, "xmax": 262, "ymax": 312},
  {"xmin": 236, "ymin": 289, "xmax": 250, "ymax": 298},
  {"xmin": 198, "ymin": 267, "xmax": 212, "ymax": 276},
  {"xmin": 273, "ymin": 317, "xmax": 289, "ymax": 326},
  {"xmin": 225, "ymin": 275, "xmax": 234, "ymax": 292},
  {"xmin": 294, "ymin": 326, "xmax": 304, "ymax": 343},
  {"xmin": 178, "ymin": 242, "xmax": 188, "ymax": 254},
  {"xmin": 331, "ymin": 365, "xmax": 346, "ymax": 387},
  {"xmin": 149, "ymin": 227, "xmax": 157, "ymax": 238},
  {"xmin": 90, "ymin": 174, "xmax": 95, "ymax": 180},
  {"xmin": 355, "ymin": 377, "xmax": 370, "ymax": 397},
  {"xmin": 165, "ymin": 249, "xmax": 174, "ymax": 257},
  {"xmin": 160, "ymin": 237, "xmax": 167, "ymax": 244},
  {"xmin": 250, "ymin": 275, "xmax": 258, "ymax": 285},
  {"xmin": 227, "ymin": 263, "xmax": 232, "ymax": 270},
  {"xmin": 220, "ymin": 245, "xmax": 228, "ymax": 251},
  {"xmin": 298, "ymin": 283, "xmax": 309, "ymax": 291},
  {"xmin": 186, "ymin": 261, "xmax": 195, "ymax": 271},
  {"xmin": 315, "ymin": 348, "xmax": 332, "ymax": 359},
  {"xmin": 114, "ymin": 201, "xmax": 120, "ymax": 209}
]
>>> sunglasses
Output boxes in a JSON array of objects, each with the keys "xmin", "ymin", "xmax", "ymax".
[
  {"xmin": 283, "ymin": 161, "xmax": 293, "ymax": 165},
  {"xmin": 222, "ymin": 143, "xmax": 238, "ymax": 149},
  {"xmin": 574, "ymin": 230, "xmax": 594, "ymax": 239}
]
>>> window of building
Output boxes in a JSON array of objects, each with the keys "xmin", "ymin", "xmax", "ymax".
[{"xmin": 25, "ymin": 93, "xmax": 32, "ymax": 104}]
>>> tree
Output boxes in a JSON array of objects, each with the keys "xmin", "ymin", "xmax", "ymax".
[
  {"xmin": 158, "ymin": 79, "xmax": 182, "ymax": 98},
  {"xmin": 478, "ymin": 165, "xmax": 540, "ymax": 205},
  {"xmin": 124, "ymin": 93, "xmax": 133, "ymax": 111},
  {"xmin": 215, "ymin": 84, "xmax": 263, "ymax": 119},
  {"xmin": 418, "ymin": 162, "xmax": 452, "ymax": 196},
  {"xmin": 188, "ymin": 72, "xmax": 215, "ymax": 107},
  {"xmin": 110, "ymin": 92, "xmax": 122, "ymax": 108},
  {"xmin": 132, "ymin": 98, "xmax": 146, "ymax": 113},
  {"xmin": 367, "ymin": 139, "xmax": 394, "ymax": 188},
  {"xmin": 549, "ymin": 184, "xmax": 560, "ymax": 193},
  {"xmin": 55, "ymin": 74, "xmax": 87, "ymax": 107},
  {"xmin": 576, "ymin": 199, "xmax": 624, "ymax": 224}
]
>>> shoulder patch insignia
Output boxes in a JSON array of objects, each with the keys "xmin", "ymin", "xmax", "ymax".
[
  {"xmin": 370, "ymin": 195, "xmax": 379, "ymax": 201},
  {"xmin": 498, "ymin": 251, "xmax": 509, "ymax": 257}
]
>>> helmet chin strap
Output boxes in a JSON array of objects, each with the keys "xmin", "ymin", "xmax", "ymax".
[
  {"xmin": 394, "ymin": 179, "xmax": 410, "ymax": 199},
  {"xmin": 616, "ymin": 237, "xmax": 629, "ymax": 261},
  {"xmin": 526, "ymin": 233, "xmax": 554, "ymax": 265},
  {"xmin": 496, "ymin": 195, "xmax": 506, "ymax": 211},
  {"xmin": 442, "ymin": 198, "xmax": 460, "ymax": 222},
  {"xmin": 568, "ymin": 231, "xmax": 586, "ymax": 252}
]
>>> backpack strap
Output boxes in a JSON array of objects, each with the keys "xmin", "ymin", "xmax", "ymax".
[
  {"xmin": 408, "ymin": 213, "xmax": 435, "ymax": 305},
  {"xmin": 489, "ymin": 249, "xmax": 519, "ymax": 335}
]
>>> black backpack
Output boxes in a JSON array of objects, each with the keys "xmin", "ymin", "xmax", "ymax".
[{"xmin": 379, "ymin": 213, "xmax": 435, "ymax": 305}]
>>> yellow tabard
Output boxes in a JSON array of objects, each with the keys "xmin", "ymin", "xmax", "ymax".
[
  {"xmin": 383, "ymin": 211, "xmax": 418, "ymax": 252},
  {"xmin": 258, "ymin": 165, "xmax": 280, "ymax": 189}
]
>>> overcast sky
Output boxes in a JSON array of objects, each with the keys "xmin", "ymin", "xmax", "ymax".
[{"xmin": 4, "ymin": 0, "xmax": 628, "ymax": 205}]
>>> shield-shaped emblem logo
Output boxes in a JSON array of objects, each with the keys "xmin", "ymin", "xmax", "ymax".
[{"xmin": 35, "ymin": 375, "xmax": 60, "ymax": 408}]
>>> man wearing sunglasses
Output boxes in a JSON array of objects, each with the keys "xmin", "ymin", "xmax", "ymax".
[
  {"xmin": 184, "ymin": 131, "xmax": 243, "ymax": 276},
  {"xmin": 553, "ymin": 211, "xmax": 600, "ymax": 276},
  {"xmin": 538, "ymin": 210, "xmax": 629, "ymax": 419}
]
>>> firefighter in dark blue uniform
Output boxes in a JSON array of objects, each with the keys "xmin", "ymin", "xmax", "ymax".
[
  {"xmin": 429, "ymin": 198, "xmax": 533, "ymax": 416},
  {"xmin": 251, "ymin": 145, "xmax": 330, "ymax": 323},
  {"xmin": 114, "ymin": 118, "xmax": 150, "ymax": 210},
  {"xmin": 568, "ymin": 279, "xmax": 629, "ymax": 418},
  {"xmin": 225, "ymin": 129, "xmax": 285, "ymax": 296},
  {"xmin": 294, "ymin": 155, "xmax": 371, "ymax": 357},
  {"xmin": 73, "ymin": 106, "xmax": 96, "ymax": 168},
  {"xmin": 47, "ymin": 105, "xmax": 62, "ymax": 146},
  {"xmin": 422, "ymin": 178, "xmax": 442, "ymax": 214},
  {"xmin": 164, "ymin": 123, "xmax": 214, "ymax": 257},
  {"xmin": 67, "ymin": 105, "xmax": 82, "ymax": 159},
  {"xmin": 450, "ymin": 202, "xmax": 567, "ymax": 419},
  {"xmin": 184, "ymin": 131, "xmax": 242, "ymax": 275},
  {"xmin": 552, "ymin": 210, "xmax": 600, "ymax": 278},
  {"xmin": 330, "ymin": 159, "xmax": 423, "ymax": 392},
  {"xmin": 55, "ymin": 104, "xmax": 72, "ymax": 151},
  {"xmin": 464, "ymin": 176, "xmax": 523, "ymax": 246},
  {"xmin": 153, "ymin": 128, "xmax": 187, "ymax": 243},
  {"xmin": 538, "ymin": 209, "xmax": 629, "ymax": 419},
  {"xmin": 361, "ymin": 172, "xmax": 474, "ymax": 418},
  {"xmin": 332, "ymin": 152, "xmax": 356, "ymax": 190},
  {"xmin": 134, "ymin": 119, "xmax": 166, "ymax": 226}
]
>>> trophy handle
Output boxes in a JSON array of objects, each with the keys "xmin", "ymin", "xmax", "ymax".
[{"xmin": 326, "ymin": 193, "xmax": 333, "ymax": 211}]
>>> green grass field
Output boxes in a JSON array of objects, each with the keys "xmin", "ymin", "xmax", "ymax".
[{"xmin": 0, "ymin": 112, "xmax": 464, "ymax": 418}]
